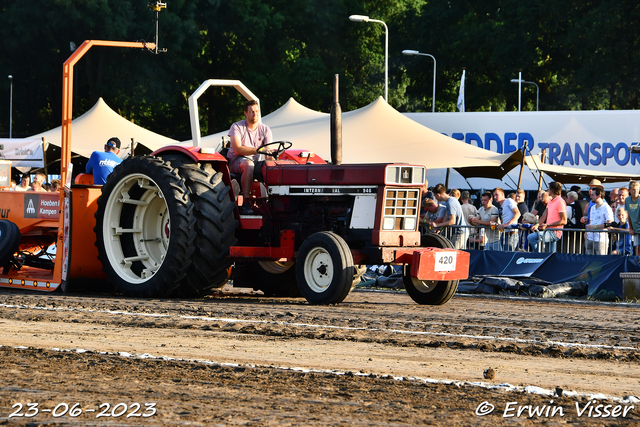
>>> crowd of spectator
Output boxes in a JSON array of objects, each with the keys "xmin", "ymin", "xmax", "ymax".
[
  {"xmin": 420, "ymin": 179, "xmax": 638, "ymax": 256},
  {"xmin": 2, "ymin": 173, "xmax": 61, "ymax": 193}
]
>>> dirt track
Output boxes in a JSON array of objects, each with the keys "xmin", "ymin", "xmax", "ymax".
[{"xmin": 0, "ymin": 286, "xmax": 639, "ymax": 426}]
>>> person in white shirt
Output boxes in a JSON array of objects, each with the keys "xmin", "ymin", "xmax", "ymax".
[
  {"xmin": 13, "ymin": 175, "xmax": 31, "ymax": 192},
  {"xmin": 493, "ymin": 187, "xmax": 521, "ymax": 251},
  {"xmin": 469, "ymin": 191, "xmax": 501, "ymax": 250},
  {"xmin": 586, "ymin": 187, "xmax": 614, "ymax": 255}
]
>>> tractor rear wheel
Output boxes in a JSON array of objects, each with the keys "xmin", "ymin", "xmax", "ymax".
[
  {"xmin": 94, "ymin": 156, "xmax": 196, "ymax": 297},
  {"xmin": 159, "ymin": 154, "xmax": 238, "ymax": 297},
  {"xmin": 0, "ymin": 220, "xmax": 20, "ymax": 268},
  {"xmin": 403, "ymin": 233, "xmax": 458, "ymax": 305},
  {"xmin": 164, "ymin": 162, "xmax": 238, "ymax": 297},
  {"xmin": 295, "ymin": 232, "xmax": 355, "ymax": 305}
]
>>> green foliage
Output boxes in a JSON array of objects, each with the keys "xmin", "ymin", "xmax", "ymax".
[{"xmin": 0, "ymin": 0, "xmax": 638, "ymax": 139}]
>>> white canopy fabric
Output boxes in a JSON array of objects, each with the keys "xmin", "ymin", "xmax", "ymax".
[
  {"xmin": 183, "ymin": 97, "xmax": 328, "ymax": 148},
  {"xmin": 263, "ymin": 97, "xmax": 328, "ymax": 127},
  {"xmin": 30, "ymin": 98, "xmax": 180, "ymax": 159},
  {"xmin": 195, "ymin": 97, "xmax": 513, "ymax": 170}
]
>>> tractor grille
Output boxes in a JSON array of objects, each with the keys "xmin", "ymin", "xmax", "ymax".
[{"xmin": 382, "ymin": 188, "xmax": 420, "ymax": 231}]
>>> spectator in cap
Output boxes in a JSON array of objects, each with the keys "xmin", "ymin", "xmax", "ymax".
[
  {"xmin": 86, "ymin": 137, "xmax": 123, "ymax": 185},
  {"xmin": 585, "ymin": 187, "xmax": 613, "ymax": 255}
]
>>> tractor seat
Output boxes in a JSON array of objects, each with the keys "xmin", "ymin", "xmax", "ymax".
[
  {"xmin": 218, "ymin": 137, "xmax": 265, "ymax": 197},
  {"xmin": 74, "ymin": 173, "xmax": 95, "ymax": 185}
]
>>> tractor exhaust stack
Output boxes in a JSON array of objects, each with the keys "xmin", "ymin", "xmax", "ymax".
[{"xmin": 330, "ymin": 74, "xmax": 342, "ymax": 165}]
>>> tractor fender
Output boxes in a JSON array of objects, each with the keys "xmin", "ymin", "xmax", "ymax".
[
  {"xmin": 154, "ymin": 147, "xmax": 237, "ymax": 207},
  {"xmin": 151, "ymin": 145, "xmax": 228, "ymax": 164}
]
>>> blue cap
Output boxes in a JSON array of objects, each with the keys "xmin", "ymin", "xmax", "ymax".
[{"xmin": 106, "ymin": 137, "xmax": 121, "ymax": 149}]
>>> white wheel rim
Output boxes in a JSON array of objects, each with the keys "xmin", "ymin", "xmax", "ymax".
[
  {"xmin": 102, "ymin": 173, "xmax": 169, "ymax": 284},
  {"xmin": 303, "ymin": 247, "xmax": 334, "ymax": 293}
]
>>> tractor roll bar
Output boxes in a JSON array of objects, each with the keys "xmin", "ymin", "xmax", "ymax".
[{"xmin": 60, "ymin": 40, "xmax": 156, "ymax": 187}]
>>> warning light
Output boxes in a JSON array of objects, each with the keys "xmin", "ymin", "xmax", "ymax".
[
  {"xmin": 8, "ymin": 278, "xmax": 12, "ymax": 284},
  {"xmin": 46, "ymin": 282, "xmax": 50, "ymax": 288},
  {"xmin": 33, "ymin": 281, "xmax": 38, "ymax": 287},
  {"xmin": 21, "ymin": 280, "xmax": 25, "ymax": 285}
]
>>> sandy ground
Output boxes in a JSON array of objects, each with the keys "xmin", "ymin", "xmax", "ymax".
[{"xmin": 0, "ymin": 286, "xmax": 639, "ymax": 426}]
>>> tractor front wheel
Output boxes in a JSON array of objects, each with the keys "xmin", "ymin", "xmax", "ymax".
[
  {"xmin": 296, "ymin": 232, "xmax": 355, "ymax": 305},
  {"xmin": 403, "ymin": 233, "xmax": 458, "ymax": 305},
  {"xmin": 94, "ymin": 156, "xmax": 196, "ymax": 297}
]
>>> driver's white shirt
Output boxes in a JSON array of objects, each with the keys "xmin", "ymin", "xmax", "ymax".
[{"xmin": 227, "ymin": 120, "xmax": 272, "ymax": 163}]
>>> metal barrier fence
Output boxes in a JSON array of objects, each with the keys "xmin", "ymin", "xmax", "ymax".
[{"xmin": 422, "ymin": 224, "xmax": 633, "ymax": 255}]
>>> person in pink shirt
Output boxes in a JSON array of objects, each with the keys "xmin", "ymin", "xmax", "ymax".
[
  {"xmin": 228, "ymin": 100, "xmax": 273, "ymax": 214},
  {"xmin": 528, "ymin": 182, "xmax": 567, "ymax": 252}
]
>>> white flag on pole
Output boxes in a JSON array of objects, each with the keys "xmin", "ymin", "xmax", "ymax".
[{"xmin": 456, "ymin": 69, "xmax": 465, "ymax": 112}]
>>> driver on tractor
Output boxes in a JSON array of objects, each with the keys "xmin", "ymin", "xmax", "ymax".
[{"xmin": 228, "ymin": 100, "xmax": 274, "ymax": 215}]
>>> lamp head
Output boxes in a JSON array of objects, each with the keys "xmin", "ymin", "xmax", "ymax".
[
  {"xmin": 510, "ymin": 79, "xmax": 523, "ymax": 83},
  {"xmin": 349, "ymin": 14, "xmax": 369, "ymax": 22},
  {"xmin": 402, "ymin": 50, "xmax": 420, "ymax": 56},
  {"xmin": 8, "ymin": 75, "xmax": 12, "ymax": 80}
]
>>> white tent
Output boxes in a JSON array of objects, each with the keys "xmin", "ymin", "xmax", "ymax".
[
  {"xmin": 263, "ymin": 97, "xmax": 328, "ymax": 127},
  {"xmin": 183, "ymin": 97, "xmax": 328, "ymax": 148},
  {"xmin": 31, "ymin": 98, "xmax": 180, "ymax": 159},
  {"xmin": 195, "ymin": 97, "xmax": 514, "ymax": 171}
]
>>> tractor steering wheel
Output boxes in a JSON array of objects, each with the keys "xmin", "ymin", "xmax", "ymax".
[{"xmin": 257, "ymin": 140, "xmax": 293, "ymax": 160}]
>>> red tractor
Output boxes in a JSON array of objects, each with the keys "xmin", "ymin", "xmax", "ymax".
[{"xmin": 0, "ymin": 32, "xmax": 469, "ymax": 305}]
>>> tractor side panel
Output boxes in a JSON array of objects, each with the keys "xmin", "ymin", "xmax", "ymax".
[
  {"xmin": 69, "ymin": 186, "xmax": 106, "ymax": 280},
  {"xmin": 264, "ymin": 163, "xmax": 389, "ymax": 186},
  {"xmin": 1, "ymin": 191, "xmax": 60, "ymax": 237}
]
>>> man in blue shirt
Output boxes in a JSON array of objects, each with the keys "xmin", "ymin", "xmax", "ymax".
[{"xmin": 86, "ymin": 137, "xmax": 122, "ymax": 185}]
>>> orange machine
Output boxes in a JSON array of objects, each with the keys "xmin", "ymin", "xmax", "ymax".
[{"xmin": 0, "ymin": 7, "xmax": 160, "ymax": 291}]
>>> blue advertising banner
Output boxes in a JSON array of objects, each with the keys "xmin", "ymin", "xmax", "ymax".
[{"xmin": 467, "ymin": 250, "xmax": 640, "ymax": 300}]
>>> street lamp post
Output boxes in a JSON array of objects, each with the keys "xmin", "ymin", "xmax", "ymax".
[
  {"xmin": 402, "ymin": 50, "xmax": 436, "ymax": 112},
  {"xmin": 8, "ymin": 75, "xmax": 12, "ymax": 138},
  {"xmin": 510, "ymin": 75, "xmax": 540, "ymax": 111},
  {"xmin": 349, "ymin": 14, "xmax": 388, "ymax": 102}
]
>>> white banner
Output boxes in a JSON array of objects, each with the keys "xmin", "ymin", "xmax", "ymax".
[
  {"xmin": 0, "ymin": 138, "xmax": 44, "ymax": 169},
  {"xmin": 405, "ymin": 110, "xmax": 640, "ymax": 190}
]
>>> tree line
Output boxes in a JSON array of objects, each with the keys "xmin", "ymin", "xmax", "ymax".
[{"xmin": 0, "ymin": 0, "xmax": 637, "ymax": 141}]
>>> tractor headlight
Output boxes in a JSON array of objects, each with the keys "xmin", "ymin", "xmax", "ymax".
[
  {"xmin": 382, "ymin": 216, "xmax": 395, "ymax": 230},
  {"xmin": 403, "ymin": 217, "xmax": 416, "ymax": 230}
]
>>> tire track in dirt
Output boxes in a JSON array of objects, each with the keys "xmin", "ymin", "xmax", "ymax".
[{"xmin": 1, "ymin": 288, "xmax": 640, "ymax": 425}]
